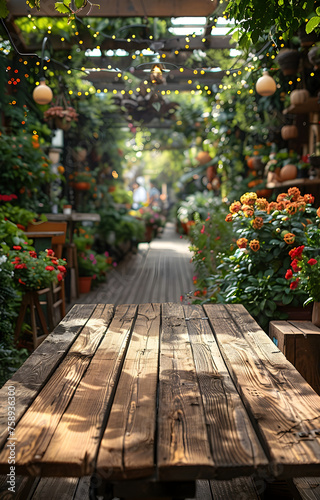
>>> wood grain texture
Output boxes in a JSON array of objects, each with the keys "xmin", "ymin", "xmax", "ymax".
[
  {"xmin": 184, "ymin": 305, "xmax": 268, "ymax": 479},
  {"xmin": 292, "ymin": 477, "xmax": 320, "ymax": 500},
  {"xmin": 204, "ymin": 304, "xmax": 320, "ymax": 478},
  {"xmin": 34, "ymin": 303, "xmax": 121, "ymax": 476},
  {"xmin": 0, "ymin": 304, "xmax": 113, "ymax": 476},
  {"xmin": 0, "ymin": 474, "xmax": 38, "ymax": 500},
  {"xmin": 0, "ymin": 303, "xmax": 96, "ymax": 451},
  {"xmin": 210, "ymin": 477, "xmax": 261, "ymax": 499},
  {"xmin": 30, "ymin": 477, "xmax": 78, "ymax": 499},
  {"xmin": 96, "ymin": 303, "xmax": 160, "ymax": 480},
  {"xmin": 158, "ymin": 303, "xmax": 215, "ymax": 480}
]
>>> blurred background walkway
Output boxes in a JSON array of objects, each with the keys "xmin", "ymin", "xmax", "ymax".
[{"xmin": 70, "ymin": 222, "xmax": 194, "ymax": 307}]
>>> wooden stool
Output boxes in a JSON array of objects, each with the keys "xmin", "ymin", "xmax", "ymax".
[{"xmin": 14, "ymin": 289, "xmax": 50, "ymax": 351}]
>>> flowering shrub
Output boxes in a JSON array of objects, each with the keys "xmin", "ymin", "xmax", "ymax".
[
  {"xmin": 214, "ymin": 187, "xmax": 318, "ymax": 330},
  {"xmin": 8, "ymin": 247, "xmax": 67, "ymax": 290}
]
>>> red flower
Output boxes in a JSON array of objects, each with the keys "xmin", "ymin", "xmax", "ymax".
[
  {"xmin": 18, "ymin": 278, "xmax": 26, "ymax": 285},
  {"xmin": 291, "ymin": 259, "xmax": 301, "ymax": 272},
  {"xmin": 285, "ymin": 269, "xmax": 293, "ymax": 280},
  {"xmin": 16, "ymin": 224, "xmax": 25, "ymax": 230},
  {"xmin": 29, "ymin": 251, "xmax": 37, "ymax": 258},
  {"xmin": 308, "ymin": 258, "xmax": 317, "ymax": 266},
  {"xmin": 289, "ymin": 246, "xmax": 305, "ymax": 259},
  {"xmin": 46, "ymin": 249, "xmax": 55, "ymax": 256},
  {"xmin": 290, "ymin": 278, "xmax": 299, "ymax": 290},
  {"xmin": 57, "ymin": 265, "xmax": 67, "ymax": 273},
  {"xmin": 14, "ymin": 263, "xmax": 27, "ymax": 269},
  {"xmin": 45, "ymin": 265, "xmax": 55, "ymax": 271},
  {"xmin": 57, "ymin": 273, "xmax": 64, "ymax": 281},
  {"xmin": 12, "ymin": 245, "xmax": 21, "ymax": 250}
]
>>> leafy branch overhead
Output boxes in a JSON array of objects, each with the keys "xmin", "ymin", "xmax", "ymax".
[
  {"xmin": 226, "ymin": 0, "xmax": 320, "ymax": 47},
  {"xmin": 0, "ymin": 0, "xmax": 100, "ymax": 19}
]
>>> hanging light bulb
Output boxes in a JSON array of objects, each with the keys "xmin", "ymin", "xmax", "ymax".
[
  {"xmin": 33, "ymin": 77, "xmax": 53, "ymax": 104},
  {"xmin": 150, "ymin": 63, "xmax": 165, "ymax": 84},
  {"xmin": 255, "ymin": 70, "xmax": 277, "ymax": 96}
]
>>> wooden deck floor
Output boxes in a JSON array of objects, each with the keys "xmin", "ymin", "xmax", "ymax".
[{"xmin": 71, "ymin": 222, "xmax": 195, "ymax": 307}]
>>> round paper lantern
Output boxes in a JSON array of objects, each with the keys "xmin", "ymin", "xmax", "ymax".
[
  {"xmin": 33, "ymin": 79, "xmax": 53, "ymax": 105},
  {"xmin": 255, "ymin": 71, "xmax": 277, "ymax": 96},
  {"xmin": 196, "ymin": 151, "xmax": 211, "ymax": 165},
  {"xmin": 289, "ymin": 89, "xmax": 310, "ymax": 106},
  {"xmin": 281, "ymin": 125, "xmax": 298, "ymax": 141},
  {"xmin": 279, "ymin": 164, "xmax": 298, "ymax": 181}
]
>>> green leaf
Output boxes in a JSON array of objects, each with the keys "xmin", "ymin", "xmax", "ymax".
[
  {"xmin": 306, "ymin": 16, "xmax": 320, "ymax": 34},
  {"xmin": 282, "ymin": 294, "xmax": 293, "ymax": 305},
  {"xmin": 0, "ymin": 0, "xmax": 9, "ymax": 17},
  {"xmin": 55, "ymin": 2, "xmax": 71, "ymax": 13}
]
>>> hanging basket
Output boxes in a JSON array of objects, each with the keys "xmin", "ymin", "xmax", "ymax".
[{"xmin": 54, "ymin": 116, "xmax": 72, "ymax": 131}]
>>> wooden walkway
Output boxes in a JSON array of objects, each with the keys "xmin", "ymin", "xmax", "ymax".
[{"xmin": 72, "ymin": 222, "xmax": 195, "ymax": 307}]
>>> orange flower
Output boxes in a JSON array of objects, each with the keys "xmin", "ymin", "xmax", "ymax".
[
  {"xmin": 225, "ymin": 213, "xmax": 233, "ymax": 222},
  {"xmin": 242, "ymin": 205, "xmax": 254, "ymax": 217},
  {"xmin": 277, "ymin": 201, "xmax": 288, "ymax": 211},
  {"xmin": 57, "ymin": 165, "xmax": 65, "ymax": 174},
  {"xmin": 317, "ymin": 207, "xmax": 320, "ymax": 218},
  {"xmin": 288, "ymin": 187, "xmax": 301, "ymax": 201},
  {"xmin": 304, "ymin": 193, "xmax": 314, "ymax": 204},
  {"xmin": 285, "ymin": 202, "xmax": 298, "ymax": 215},
  {"xmin": 249, "ymin": 239, "xmax": 260, "ymax": 251},
  {"xmin": 267, "ymin": 202, "xmax": 278, "ymax": 213},
  {"xmin": 236, "ymin": 238, "xmax": 248, "ymax": 249},
  {"xmin": 252, "ymin": 217, "xmax": 264, "ymax": 229},
  {"xmin": 277, "ymin": 193, "xmax": 288, "ymax": 203},
  {"xmin": 283, "ymin": 233, "xmax": 295, "ymax": 244},
  {"xmin": 230, "ymin": 201, "xmax": 242, "ymax": 213},
  {"xmin": 240, "ymin": 192, "xmax": 257, "ymax": 205},
  {"xmin": 255, "ymin": 198, "xmax": 269, "ymax": 211}
]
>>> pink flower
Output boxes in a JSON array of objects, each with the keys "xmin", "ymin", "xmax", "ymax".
[{"xmin": 200, "ymin": 225, "xmax": 205, "ymax": 234}]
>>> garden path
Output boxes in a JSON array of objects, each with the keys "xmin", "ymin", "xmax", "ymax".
[{"xmin": 70, "ymin": 222, "xmax": 195, "ymax": 308}]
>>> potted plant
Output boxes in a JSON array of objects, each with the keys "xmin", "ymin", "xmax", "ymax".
[
  {"xmin": 44, "ymin": 95, "xmax": 79, "ymax": 131},
  {"xmin": 77, "ymin": 250, "xmax": 97, "ymax": 293},
  {"xmin": 69, "ymin": 170, "xmax": 96, "ymax": 191}
]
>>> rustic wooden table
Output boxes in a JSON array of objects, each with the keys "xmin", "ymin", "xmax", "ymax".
[{"xmin": 1, "ymin": 303, "xmax": 320, "ymax": 500}]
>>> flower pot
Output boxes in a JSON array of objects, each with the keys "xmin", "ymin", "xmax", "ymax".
[
  {"xmin": 63, "ymin": 204, "xmax": 72, "ymax": 215},
  {"xmin": 312, "ymin": 302, "xmax": 320, "ymax": 328},
  {"xmin": 74, "ymin": 182, "xmax": 91, "ymax": 191},
  {"xmin": 144, "ymin": 224, "xmax": 154, "ymax": 243},
  {"xmin": 55, "ymin": 117, "xmax": 72, "ymax": 131},
  {"xmin": 78, "ymin": 276, "xmax": 92, "ymax": 294}
]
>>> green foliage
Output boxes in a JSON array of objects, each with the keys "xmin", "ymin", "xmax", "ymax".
[
  {"xmin": 0, "ymin": 341, "xmax": 28, "ymax": 388},
  {"xmin": 226, "ymin": 0, "xmax": 319, "ymax": 45}
]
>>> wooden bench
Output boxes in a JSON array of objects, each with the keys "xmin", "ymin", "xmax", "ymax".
[
  {"xmin": 269, "ymin": 320, "xmax": 320, "ymax": 395},
  {"xmin": 1, "ymin": 304, "xmax": 320, "ymax": 500}
]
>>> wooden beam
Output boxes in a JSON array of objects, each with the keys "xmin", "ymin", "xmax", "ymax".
[{"xmin": 7, "ymin": 0, "xmax": 218, "ymax": 17}]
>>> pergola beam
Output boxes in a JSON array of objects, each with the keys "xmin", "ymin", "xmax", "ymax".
[{"xmin": 7, "ymin": 0, "xmax": 218, "ymax": 17}]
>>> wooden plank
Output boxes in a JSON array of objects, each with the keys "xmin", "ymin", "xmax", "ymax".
[
  {"xmin": 292, "ymin": 477, "xmax": 320, "ymax": 500},
  {"xmin": 30, "ymin": 477, "xmax": 79, "ymax": 499},
  {"xmin": 210, "ymin": 477, "xmax": 261, "ymax": 499},
  {"xmin": 157, "ymin": 303, "xmax": 215, "ymax": 480},
  {"xmin": 184, "ymin": 305, "xmax": 268, "ymax": 479},
  {"xmin": 204, "ymin": 304, "xmax": 320, "ymax": 478},
  {"xmin": 270, "ymin": 321, "xmax": 320, "ymax": 395},
  {"xmin": 96, "ymin": 303, "xmax": 160, "ymax": 479},
  {"xmin": 0, "ymin": 303, "xmax": 96, "ymax": 451},
  {"xmin": 0, "ymin": 474, "xmax": 38, "ymax": 500},
  {"xmin": 33, "ymin": 303, "xmax": 131, "ymax": 476},
  {"xmin": 0, "ymin": 304, "xmax": 113, "ymax": 476}
]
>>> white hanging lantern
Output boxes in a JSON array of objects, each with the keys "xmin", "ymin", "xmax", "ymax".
[
  {"xmin": 33, "ymin": 78, "xmax": 53, "ymax": 105},
  {"xmin": 255, "ymin": 71, "xmax": 277, "ymax": 96}
]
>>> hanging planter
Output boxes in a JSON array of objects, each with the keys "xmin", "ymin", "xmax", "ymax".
[
  {"xmin": 276, "ymin": 49, "xmax": 300, "ymax": 76},
  {"xmin": 289, "ymin": 89, "xmax": 310, "ymax": 106},
  {"xmin": 44, "ymin": 93, "xmax": 79, "ymax": 131},
  {"xmin": 281, "ymin": 125, "xmax": 298, "ymax": 141}
]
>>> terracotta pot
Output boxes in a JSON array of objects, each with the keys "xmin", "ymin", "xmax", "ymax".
[
  {"xmin": 144, "ymin": 224, "xmax": 154, "ymax": 243},
  {"xmin": 289, "ymin": 89, "xmax": 310, "ymax": 106},
  {"xmin": 74, "ymin": 181, "xmax": 91, "ymax": 191},
  {"xmin": 196, "ymin": 151, "xmax": 211, "ymax": 165},
  {"xmin": 312, "ymin": 302, "xmax": 320, "ymax": 328},
  {"xmin": 78, "ymin": 276, "xmax": 92, "ymax": 294},
  {"xmin": 281, "ymin": 125, "xmax": 298, "ymax": 141},
  {"xmin": 279, "ymin": 164, "xmax": 298, "ymax": 181}
]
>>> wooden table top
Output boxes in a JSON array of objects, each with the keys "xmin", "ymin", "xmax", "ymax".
[
  {"xmin": 0, "ymin": 303, "xmax": 320, "ymax": 483},
  {"xmin": 45, "ymin": 212, "xmax": 101, "ymax": 222}
]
